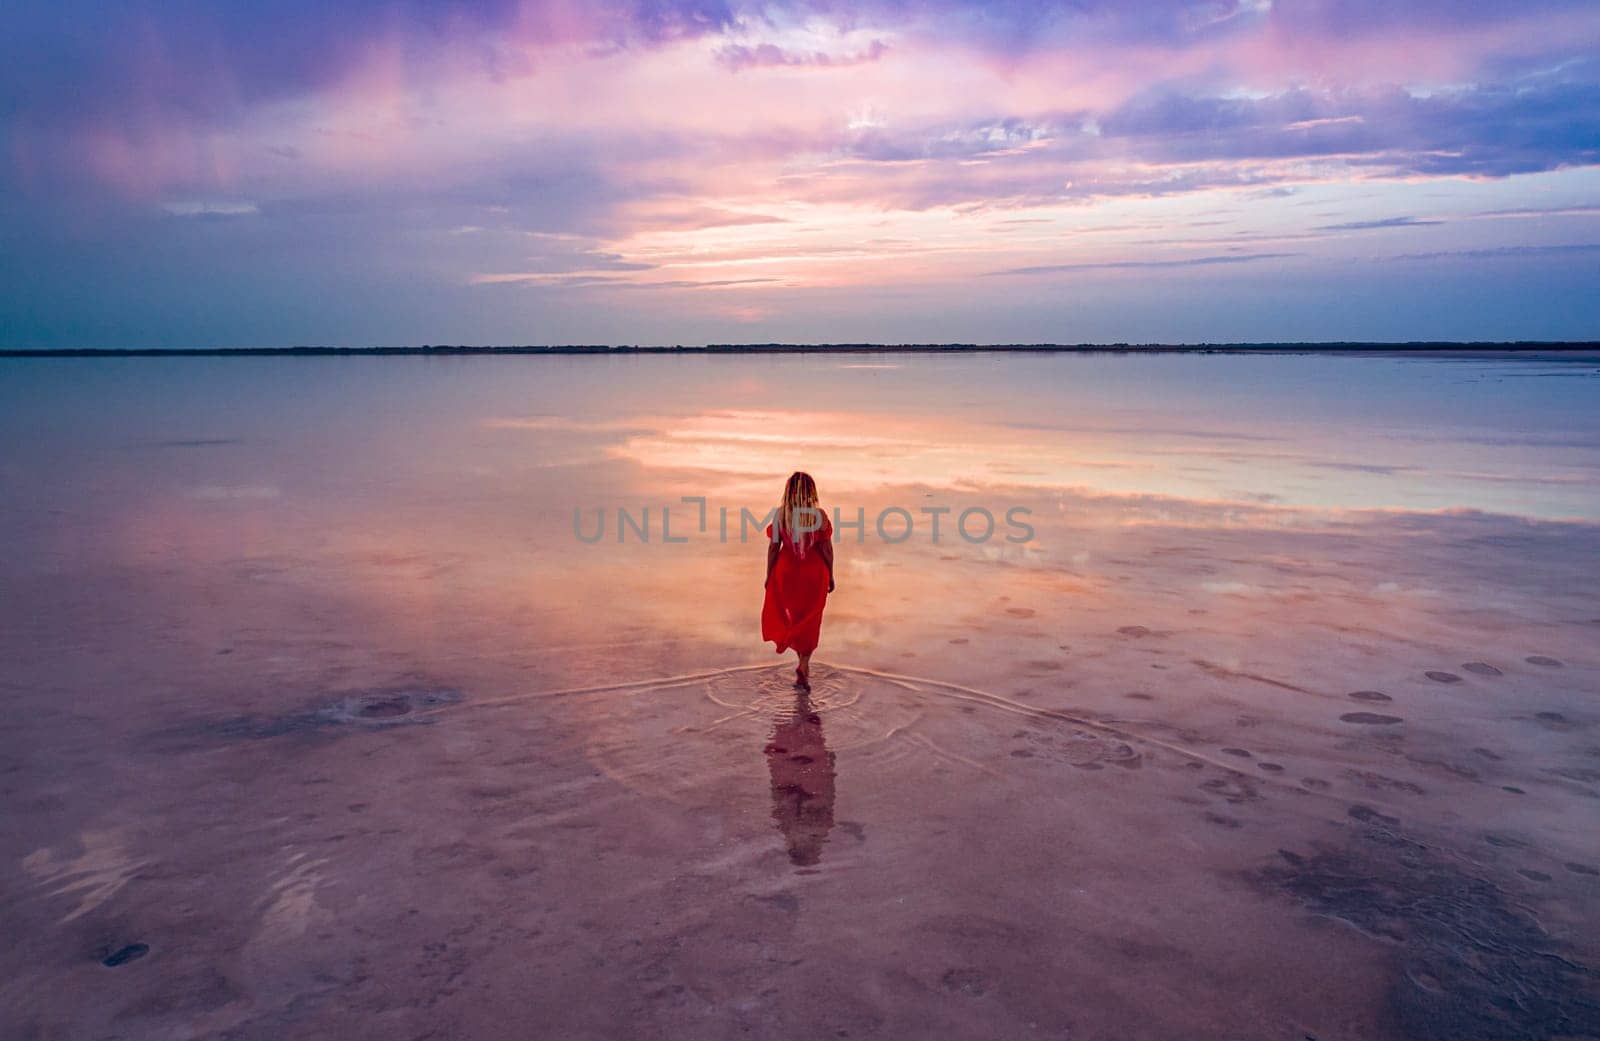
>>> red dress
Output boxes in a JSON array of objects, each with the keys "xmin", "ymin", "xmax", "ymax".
[{"xmin": 762, "ymin": 514, "xmax": 831, "ymax": 655}]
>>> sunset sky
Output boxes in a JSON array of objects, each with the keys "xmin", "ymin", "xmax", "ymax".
[{"xmin": 4, "ymin": 0, "xmax": 1599, "ymax": 346}]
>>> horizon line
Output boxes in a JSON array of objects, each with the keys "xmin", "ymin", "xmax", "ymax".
[{"xmin": 4, "ymin": 341, "xmax": 1600, "ymax": 359}]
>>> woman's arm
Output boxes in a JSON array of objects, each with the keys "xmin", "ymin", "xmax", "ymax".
[
  {"xmin": 817, "ymin": 538, "xmax": 835, "ymax": 592},
  {"xmin": 765, "ymin": 541, "xmax": 780, "ymax": 587}
]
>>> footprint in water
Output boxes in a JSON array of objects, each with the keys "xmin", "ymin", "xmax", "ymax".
[
  {"xmin": 948, "ymin": 638, "xmax": 969, "ymax": 645},
  {"xmin": 357, "ymin": 694, "xmax": 412, "ymax": 718},
  {"xmin": 1425, "ymin": 671, "xmax": 1462, "ymax": 684},
  {"xmin": 1525, "ymin": 655, "xmax": 1564, "ymax": 668},
  {"xmin": 1117, "ymin": 625, "xmax": 1151, "ymax": 637},
  {"xmin": 1340, "ymin": 712, "xmax": 1404, "ymax": 726},
  {"xmin": 1348, "ymin": 804, "xmax": 1399, "ymax": 827},
  {"xmin": 1200, "ymin": 776, "xmax": 1258, "ymax": 803},
  {"xmin": 1348, "ymin": 690, "xmax": 1392, "ymax": 703},
  {"xmin": 101, "ymin": 943, "xmax": 149, "ymax": 967},
  {"xmin": 1565, "ymin": 862, "xmax": 1599, "ymax": 876},
  {"xmin": 1257, "ymin": 762, "xmax": 1285, "ymax": 773},
  {"xmin": 941, "ymin": 968, "xmax": 990, "ymax": 997},
  {"xmin": 1519, "ymin": 869, "xmax": 1552, "ymax": 882},
  {"xmin": 1005, "ymin": 607, "xmax": 1036, "ymax": 619},
  {"xmin": 1221, "ymin": 747, "xmax": 1253, "ymax": 758},
  {"xmin": 1461, "ymin": 662, "xmax": 1502, "ymax": 677},
  {"xmin": 1300, "ymin": 777, "xmax": 1331, "ymax": 790}
]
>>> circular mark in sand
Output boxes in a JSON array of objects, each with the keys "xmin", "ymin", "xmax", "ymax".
[
  {"xmin": 1525, "ymin": 655, "xmax": 1564, "ymax": 668},
  {"xmin": 1461, "ymin": 662, "xmax": 1502, "ymax": 677},
  {"xmin": 101, "ymin": 944, "xmax": 149, "ymax": 967},
  {"xmin": 1425, "ymin": 671, "xmax": 1462, "ymax": 684},
  {"xmin": 1348, "ymin": 690, "xmax": 1392, "ymax": 703},
  {"xmin": 1116, "ymin": 625, "xmax": 1151, "ymax": 637},
  {"xmin": 1005, "ymin": 607, "xmax": 1036, "ymax": 618},
  {"xmin": 1340, "ymin": 712, "xmax": 1403, "ymax": 726},
  {"xmin": 948, "ymin": 638, "xmax": 969, "ymax": 645}
]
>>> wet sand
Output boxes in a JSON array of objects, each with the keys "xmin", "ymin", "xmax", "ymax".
[{"xmin": 2, "ymin": 353, "xmax": 1599, "ymax": 1039}]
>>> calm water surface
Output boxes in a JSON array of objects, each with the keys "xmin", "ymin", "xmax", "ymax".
[{"xmin": 3, "ymin": 353, "xmax": 1599, "ymax": 1041}]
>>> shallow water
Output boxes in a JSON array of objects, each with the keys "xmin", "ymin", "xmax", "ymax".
[{"xmin": 3, "ymin": 352, "xmax": 1599, "ymax": 1040}]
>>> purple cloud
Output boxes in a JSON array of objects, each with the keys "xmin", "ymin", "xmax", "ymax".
[
  {"xmin": 989, "ymin": 252, "xmax": 1299, "ymax": 276},
  {"xmin": 1097, "ymin": 76, "xmax": 1600, "ymax": 178},
  {"xmin": 1392, "ymin": 243, "xmax": 1600, "ymax": 261},
  {"xmin": 1318, "ymin": 217, "xmax": 1444, "ymax": 231},
  {"xmin": 716, "ymin": 39, "xmax": 888, "ymax": 71}
]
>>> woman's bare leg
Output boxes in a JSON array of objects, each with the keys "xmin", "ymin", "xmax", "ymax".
[{"xmin": 796, "ymin": 652, "xmax": 811, "ymax": 688}]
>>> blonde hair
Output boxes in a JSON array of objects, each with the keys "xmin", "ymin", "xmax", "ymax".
[{"xmin": 776, "ymin": 471, "xmax": 821, "ymax": 540}]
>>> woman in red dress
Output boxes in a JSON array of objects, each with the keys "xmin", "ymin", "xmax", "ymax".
[{"xmin": 762, "ymin": 471, "xmax": 834, "ymax": 688}]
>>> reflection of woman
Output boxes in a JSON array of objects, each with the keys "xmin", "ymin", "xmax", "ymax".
[
  {"xmin": 764, "ymin": 692, "xmax": 836, "ymax": 867},
  {"xmin": 762, "ymin": 471, "xmax": 834, "ymax": 689}
]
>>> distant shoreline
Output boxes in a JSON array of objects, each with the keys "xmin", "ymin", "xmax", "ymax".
[{"xmin": 3, "ymin": 342, "xmax": 1598, "ymax": 358}]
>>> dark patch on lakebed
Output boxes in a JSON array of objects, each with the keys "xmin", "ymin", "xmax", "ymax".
[
  {"xmin": 1255, "ymin": 832, "xmax": 1600, "ymax": 1041},
  {"xmin": 145, "ymin": 686, "xmax": 464, "ymax": 751},
  {"xmin": 1341, "ymin": 712, "xmax": 1404, "ymax": 726},
  {"xmin": 101, "ymin": 943, "xmax": 150, "ymax": 967}
]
